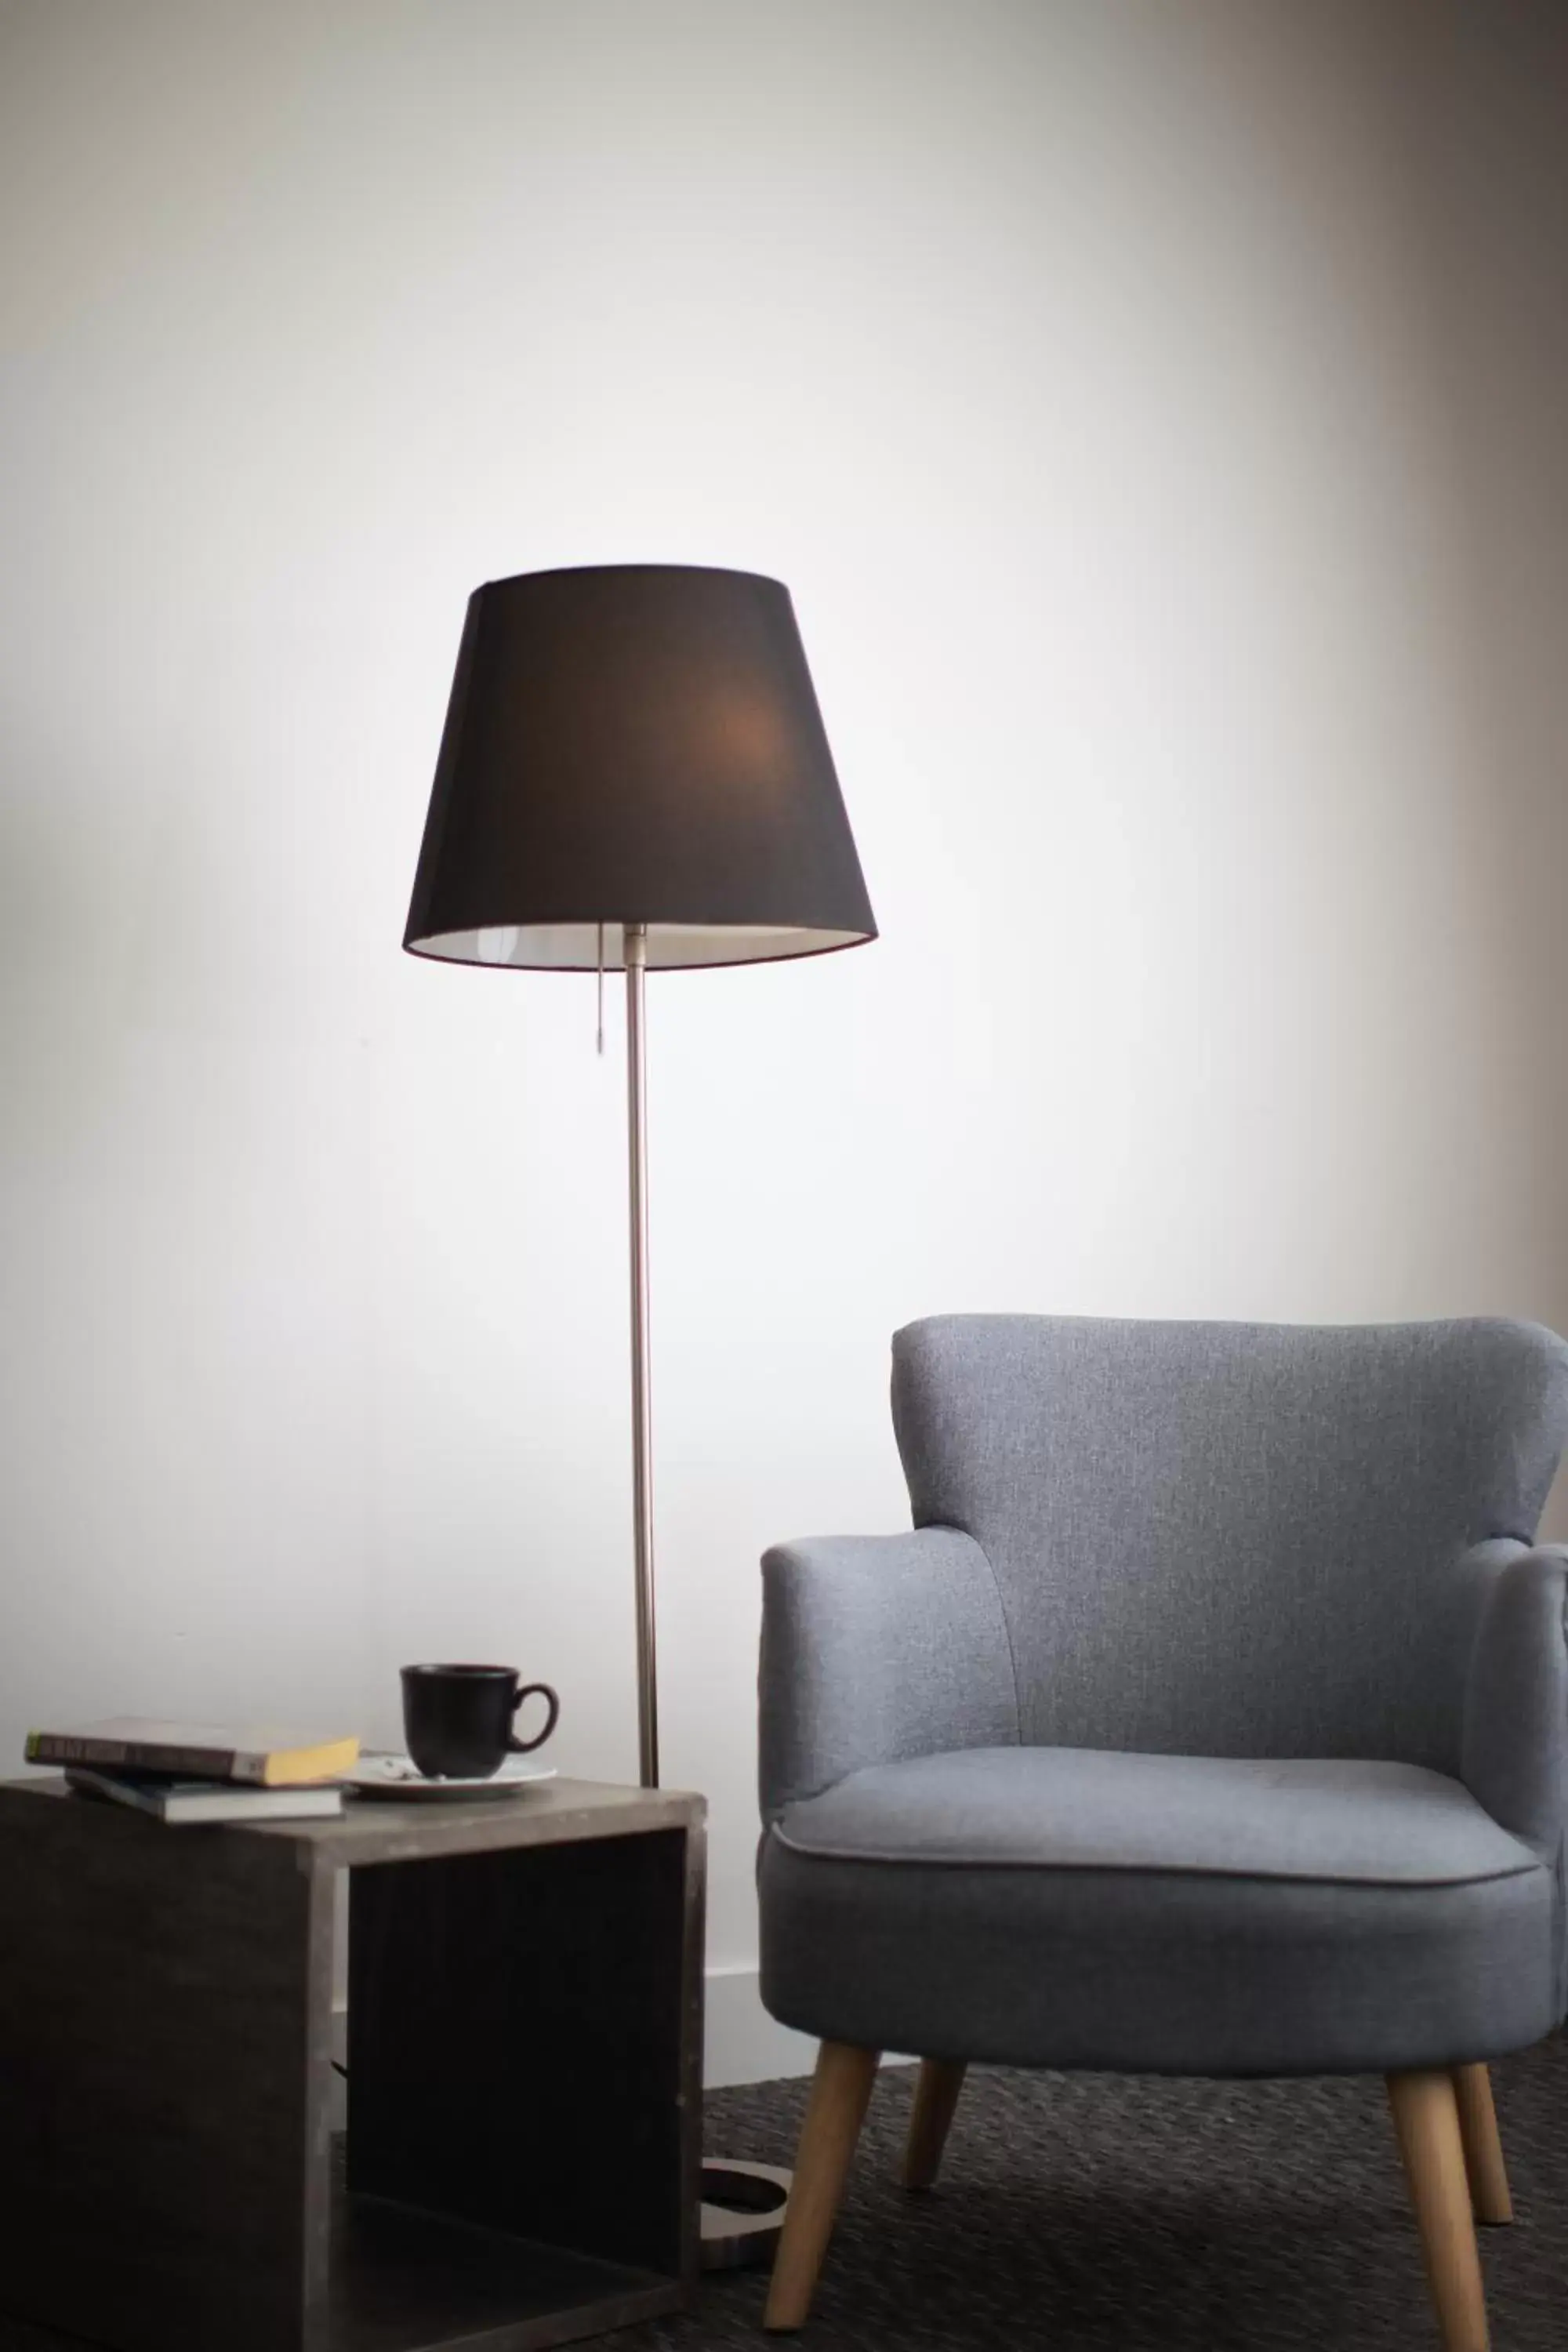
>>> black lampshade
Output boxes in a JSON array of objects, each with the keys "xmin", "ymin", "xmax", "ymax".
[{"xmin": 403, "ymin": 564, "xmax": 877, "ymax": 972}]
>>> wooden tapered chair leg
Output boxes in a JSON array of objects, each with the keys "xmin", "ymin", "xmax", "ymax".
[
  {"xmin": 764, "ymin": 2042, "xmax": 881, "ymax": 2332},
  {"xmin": 1387, "ymin": 2071, "xmax": 1491, "ymax": 2352},
  {"xmin": 902, "ymin": 2059, "xmax": 967, "ymax": 2190},
  {"xmin": 1450, "ymin": 2064, "xmax": 1513, "ymax": 2225}
]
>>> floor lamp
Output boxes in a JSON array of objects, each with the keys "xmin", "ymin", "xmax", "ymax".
[{"xmin": 401, "ymin": 562, "xmax": 878, "ymax": 2260}]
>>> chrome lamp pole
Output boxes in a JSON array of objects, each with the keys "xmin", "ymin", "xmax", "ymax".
[
  {"xmin": 622, "ymin": 919, "xmax": 797, "ymax": 2263},
  {"xmin": 624, "ymin": 920, "xmax": 659, "ymax": 1793}
]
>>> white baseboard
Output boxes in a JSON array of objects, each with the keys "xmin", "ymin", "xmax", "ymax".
[
  {"xmin": 703, "ymin": 1962, "xmax": 818, "ymax": 2088},
  {"xmin": 328, "ymin": 1963, "xmax": 819, "ymax": 2110}
]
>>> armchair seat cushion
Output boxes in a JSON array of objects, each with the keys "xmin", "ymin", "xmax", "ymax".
[
  {"xmin": 774, "ymin": 1747, "xmax": 1542, "ymax": 1882},
  {"xmin": 760, "ymin": 1747, "xmax": 1560, "ymax": 2076}
]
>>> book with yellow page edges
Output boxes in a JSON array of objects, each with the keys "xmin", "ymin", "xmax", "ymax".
[{"xmin": 24, "ymin": 1718, "xmax": 359, "ymax": 1786}]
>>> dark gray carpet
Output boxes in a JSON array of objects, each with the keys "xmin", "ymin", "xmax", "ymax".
[
  {"xmin": 3, "ymin": 2042, "xmax": 1563, "ymax": 2348},
  {"xmin": 633, "ymin": 2038, "xmax": 1568, "ymax": 2350}
]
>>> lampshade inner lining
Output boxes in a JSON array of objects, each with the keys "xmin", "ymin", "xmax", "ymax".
[{"xmin": 405, "ymin": 921, "xmax": 869, "ymax": 971}]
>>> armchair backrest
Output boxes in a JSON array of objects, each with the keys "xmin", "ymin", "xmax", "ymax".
[{"xmin": 891, "ymin": 1315, "xmax": 1568, "ymax": 1770}]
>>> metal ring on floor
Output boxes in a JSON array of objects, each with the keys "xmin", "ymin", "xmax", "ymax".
[{"xmin": 699, "ymin": 2159, "xmax": 793, "ymax": 2269}]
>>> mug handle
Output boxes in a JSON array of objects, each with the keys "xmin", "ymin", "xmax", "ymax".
[{"xmin": 508, "ymin": 1682, "xmax": 561, "ymax": 1755}]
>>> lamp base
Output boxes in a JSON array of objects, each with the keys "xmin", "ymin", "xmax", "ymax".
[{"xmin": 699, "ymin": 2158, "xmax": 791, "ymax": 2268}]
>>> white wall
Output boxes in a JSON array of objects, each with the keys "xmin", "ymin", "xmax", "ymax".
[{"xmin": 3, "ymin": 0, "xmax": 1566, "ymax": 2061}]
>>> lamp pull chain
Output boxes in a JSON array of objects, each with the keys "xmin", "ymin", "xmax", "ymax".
[{"xmin": 596, "ymin": 923, "xmax": 605, "ymax": 1056}]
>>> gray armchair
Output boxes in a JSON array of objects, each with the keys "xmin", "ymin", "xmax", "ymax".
[{"xmin": 757, "ymin": 1316, "xmax": 1568, "ymax": 2347}]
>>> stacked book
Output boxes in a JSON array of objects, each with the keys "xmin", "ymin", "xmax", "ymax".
[{"xmin": 24, "ymin": 1719, "xmax": 360, "ymax": 1823}]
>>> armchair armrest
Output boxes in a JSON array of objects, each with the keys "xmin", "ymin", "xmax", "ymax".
[
  {"xmin": 759, "ymin": 1526, "xmax": 1020, "ymax": 1824},
  {"xmin": 1462, "ymin": 1542, "xmax": 1568, "ymax": 1855}
]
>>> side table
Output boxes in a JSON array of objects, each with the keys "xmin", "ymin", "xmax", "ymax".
[{"xmin": 0, "ymin": 1775, "xmax": 705, "ymax": 2352}]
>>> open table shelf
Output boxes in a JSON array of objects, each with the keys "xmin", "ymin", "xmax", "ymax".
[
  {"xmin": 329, "ymin": 2151, "xmax": 670, "ymax": 2352},
  {"xmin": 0, "ymin": 1777, "xmax": 705, "ymax": 2352}
]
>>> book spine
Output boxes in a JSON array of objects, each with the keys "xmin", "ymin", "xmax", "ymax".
[
  {"xmin": 27, "ymin": 1732, "xmax": 247, "ymax": 1779},
  {"xmin": 63, "ymin": 1769, "xmax": 158, "ymax": 1817}
]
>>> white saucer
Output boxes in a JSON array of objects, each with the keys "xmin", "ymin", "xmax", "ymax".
[{"xmin": 346, "ymin": 1753, "xmax": 557, "ymax": 1801}]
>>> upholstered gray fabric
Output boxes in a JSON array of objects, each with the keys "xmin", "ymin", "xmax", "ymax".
[
  {"xmin": 758, "ymin": 1831, "xmax": 1558, "ymax": 2075},
  {"xmin": 757, "ymin": 1315, "xmax": 1568, "ymax": 2076},
  {"xmin": 760, "ymin": 1744, "xmax": 1555, "ymax": 2072},
  {"xmin": 1464, "ymin": 1544, "xmax": 1568, "ymax": 1856},
  {"xmin": 891, "ymin": 1316, "xmax": 1568, "ymax": 1770},
  {"xmin": 771, "ymin": 1748, "xmax": 1541, "ymax": 1884},
  {"xmin": 758, "ymin": 1530, "xmax": 1018, "ymax": 1823}
]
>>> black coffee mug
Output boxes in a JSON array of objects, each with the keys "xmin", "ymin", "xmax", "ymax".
[{"xmin": 400, "ymin": 1663, "xmax": 561, "ymax": 1780}]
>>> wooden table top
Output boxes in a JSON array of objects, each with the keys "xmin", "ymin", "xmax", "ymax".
[{"xmin": 2, "ymin": 1772, "xmax": 703, "ymax": 1865}]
